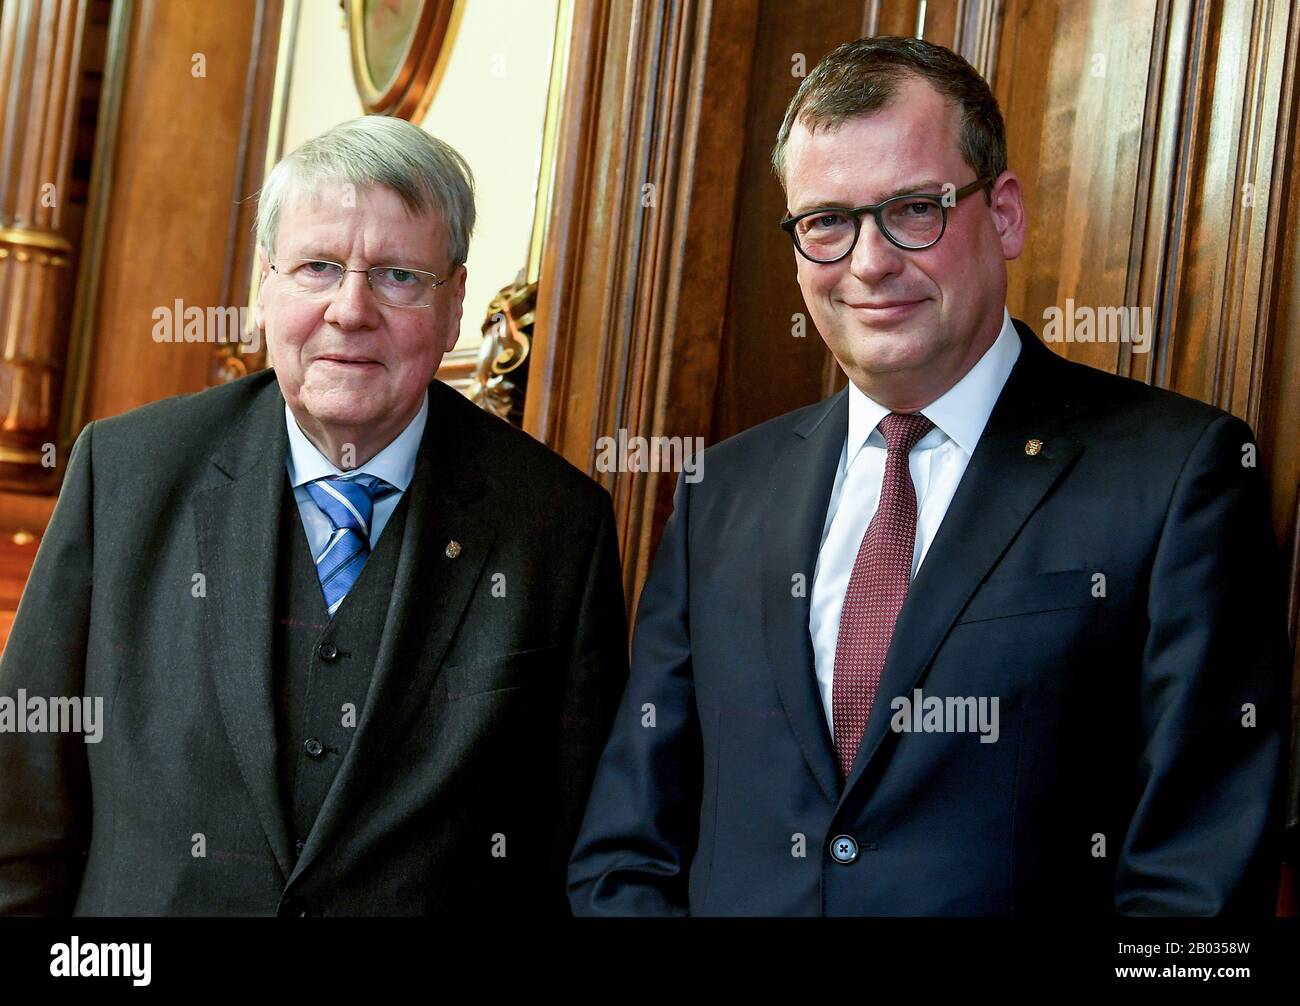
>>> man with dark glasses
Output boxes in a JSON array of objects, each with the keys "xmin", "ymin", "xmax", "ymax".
[{"xmin": 570, "ymin": 36, "xmax": 1287, "ymax": 917}]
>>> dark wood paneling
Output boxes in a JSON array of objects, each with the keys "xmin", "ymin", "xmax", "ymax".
[
  {"xmin": 526, "ymin": 0, "xmax": 760, "ymax": 608},
  {"xmin": 710, "ymin": 0, "xmax": 868, "ymax": 443}
]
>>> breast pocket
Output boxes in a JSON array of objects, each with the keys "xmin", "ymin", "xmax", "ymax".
[
  {"xmin": 438, "ymin": 644, "xmax": 559, "ymax": 700},
  {"xmin": 955, "ymin": 569, "xmax": 1101, "ymax": 625}
]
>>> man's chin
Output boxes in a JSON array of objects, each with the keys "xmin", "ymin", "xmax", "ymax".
[
  {"xmin": 297, "ymin": 394, "xmax": 385, "ymax": 431},
  {"xmin": 840, "ymin": 325, "xmax": 937, "ymax": 374}
]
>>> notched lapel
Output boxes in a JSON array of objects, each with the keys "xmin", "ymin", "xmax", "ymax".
[
  {"xmin": 194, "ymin": 375, "xmax": 296, "ymax": 878},
  {"xmin": 760, "ymin": 389, "xmax": 848, "ymax": 805}
]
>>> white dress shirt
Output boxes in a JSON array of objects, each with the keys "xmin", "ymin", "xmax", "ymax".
[
  {"xmin": 284, "ymin": 390, "xmax": 428, "ymax": 560},
  {"xmin": 809, "ymin": 308, "xmax": 1022, "ymax": 736}
]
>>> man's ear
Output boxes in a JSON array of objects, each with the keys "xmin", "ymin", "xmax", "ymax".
[
  {"xmin": 442, "ymin": 263, "xmax": 468, "ymax": 354},
  {"xmin": 253, "ymin": 246, "xmax": 271, "ymax": 330},
  {"xmin": 989, "ymin": 171, "xmax": 1026, "ymax": 260}
]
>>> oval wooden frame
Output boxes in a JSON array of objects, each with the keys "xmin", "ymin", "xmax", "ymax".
[{"xmin": 347, "ymin": 0, "xmax": 465, "ymax": 120}]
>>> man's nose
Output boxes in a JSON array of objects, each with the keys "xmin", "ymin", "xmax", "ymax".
[
  {"xmin": 847, "ymin": 215, "xmax": 906, "ymax": 285},
  {"xmin": 324, "ymin": 269, "xmax": 380, "ymax": 327}
]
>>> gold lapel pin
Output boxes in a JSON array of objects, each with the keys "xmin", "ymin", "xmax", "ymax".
[
  {"xmin": 445, "ymin": 540, "xmax": 462, "ymax": 559},
  {"xmin": 1024, "ymin": 438, "xmax": 1044, "ymax": 456}
]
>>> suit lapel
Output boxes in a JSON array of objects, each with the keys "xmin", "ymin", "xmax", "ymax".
[
  {"xmin": 291, "ymin": 380, "xmax": 497, "ymax": 877},
  {"xmin": 761, "ymin": 389, "xmax": 848, "ymax": 805},
  {"xmin": 840, "ymin": 322, "xmax": 1088, "ymax": 802},
  {"xmin": 195, "ymin": 373, "xmax": 296, "ymax": 878}
]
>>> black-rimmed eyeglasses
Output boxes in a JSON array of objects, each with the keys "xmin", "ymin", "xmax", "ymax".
[{"xmin": 780, "ymin": 176, "xmax": 993, "ymax": 263}]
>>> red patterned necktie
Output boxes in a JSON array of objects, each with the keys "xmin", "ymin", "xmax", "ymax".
[{"xmin": 832, "ymin": 411, "xmax": 935, "ymax": 781}]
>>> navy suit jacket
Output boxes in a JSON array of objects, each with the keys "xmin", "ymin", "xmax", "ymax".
[{"xmin": 568, "ymin": 319, "xmax": 1289, "ymax": 916}]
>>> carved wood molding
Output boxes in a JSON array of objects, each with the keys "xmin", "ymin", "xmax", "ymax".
[
  {"xmin": 1128, "ymin": 0, "xmax": 1294, "ymax": 425},
  {"xmin": 0, "ymin": 0, "xmax": 92, "ymax": 489},
  {"xmin": 1129, "ymin": 1, "xmax": 1300, "ymax": 708},
  {"xmin": 60, "ymin": 0, "xmax": 125, "ymax": 453},
  {"xmin": 208, "ymin": 0, "xmax": 284, "ymax": 386},
  {"xmin": 526, "ymin": 0, "xmax": 760, "ymax": 609},
  {"xmin": 954, "ymin": 0, "xmax": 1004, "ymax": 80}
]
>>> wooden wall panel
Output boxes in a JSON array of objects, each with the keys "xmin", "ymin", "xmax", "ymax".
[
  {"xmin": 992, "ymin": 4, "xmax": 1300, "ymax": 891},
  {"xmin": 996, "ymin": 0, "xmax": 1158, "ymax": 375},
  {"xmin": 710, "ymin": 0, "xmax": 869, "ymax": 442},
  {"xmin": 526, "ymin": 0, "xmax": 760, "ymax": 607},
  {"xmin": 71, "ymin": 0, "xmax": 281, "ymax": 427}
]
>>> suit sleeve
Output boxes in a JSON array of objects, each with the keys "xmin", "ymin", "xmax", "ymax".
[
  {"xmin": 568, "ymin": 472, "xmax": 700, "ymax": 916},
  {"xmin": 1115, "ymin": 413, "xmax": 1289, "ymax": 915},
  {"xmin": 547, "ymin": 489, "xmax": 631, "ymax": 913},
  {"xmin": 0, "ymin": 422, "xmax": 96, "ymax": 914}
]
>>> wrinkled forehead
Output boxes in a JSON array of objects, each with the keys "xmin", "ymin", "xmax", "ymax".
[
  {"xmin": 279, "ymin": 176, "xmax": 428, "ymax": 221},
  {"xmin": 277, "ymin": 178, "xmax": 446, "ymax": 261}
]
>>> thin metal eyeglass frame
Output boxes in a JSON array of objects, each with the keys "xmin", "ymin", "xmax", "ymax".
[{"xmin": 268, "ymin": 258, "xmax": 448, "ymax": 308}]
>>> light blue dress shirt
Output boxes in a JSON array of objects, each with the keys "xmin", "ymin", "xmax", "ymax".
[{"xmin": 284, "ymin": 390, "xmax": 428, "ymax": 560}]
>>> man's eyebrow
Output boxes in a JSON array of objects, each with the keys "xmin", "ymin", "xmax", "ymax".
[
  {"xmin": 285, "ymin": 247, "xmax": 436, "ymax": 269},
  {"xmin": 285, "ymin": 247, "xmax": 342, "ymax": 262},
  {"xmin": 789, "ymin": 179, "xmax": 947, "ymax": 215}
]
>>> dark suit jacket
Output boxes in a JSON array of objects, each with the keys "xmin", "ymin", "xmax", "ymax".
[
  {"xmin": 568, "ymin": 319, "xmax": 1289, "ymax": 916},
  {"xmin": 0, "ymin": 370, "xmax": 628, "ymax": 915}
]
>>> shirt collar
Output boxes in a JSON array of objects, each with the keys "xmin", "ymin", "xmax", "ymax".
[
  {"xmin": 846, "ymin": 306, "xmax": 1021, "ymax": 464},
  {"xmin": 284, "ymin": 387, "xmax": 428, "ymax": 492}
]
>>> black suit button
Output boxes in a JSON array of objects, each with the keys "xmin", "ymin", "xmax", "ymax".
[
  {"xmin": 829, "ymin": 835, "xmax": 859, "ymax": 864},
  {"xmin": 303, "ymin": 737, "xmax": 324, "ymax": 758},
  {"xmin": 294, "ymin": 839, "xmax": 305, "ymax": 857},
  {"xmin": 319, "ymin": 641, "xmax": 338, "ymax": 661}
]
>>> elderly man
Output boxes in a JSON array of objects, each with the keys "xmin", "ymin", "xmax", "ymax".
[
  {"xmin": 0, "ymin": 115, "xmax": 628, "ymax": 915},
  {"xmin": 569, "ymin": 36, "xmax": 1289, "ymax": 915}
]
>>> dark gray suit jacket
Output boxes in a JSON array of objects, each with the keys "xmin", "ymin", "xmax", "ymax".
[{"xmin": 0, "ymin": 370, "xmax": 628, "ymax": 915}]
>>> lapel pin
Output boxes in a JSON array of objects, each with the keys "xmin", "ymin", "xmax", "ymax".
[
  {"xmin": 445, "ymin": 540, "xmax": 462, "ymax": 559},
  {"xmin": 1024, "ymin": 439, "xmax": 1044, "ymax": 456}
]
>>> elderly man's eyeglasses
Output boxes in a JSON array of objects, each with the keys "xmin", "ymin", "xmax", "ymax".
[
  {"xmin": 780, "ymin": 176, "xmax": 993, "ymax": 263},
  {"xmin": 269, "ymin": 258, "xmax": 447, "ymax": 308}
]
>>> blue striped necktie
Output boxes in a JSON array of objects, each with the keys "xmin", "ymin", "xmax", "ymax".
[{"xmin": 304, "ymin": 473, "xmax": 398, "ymax": 617}]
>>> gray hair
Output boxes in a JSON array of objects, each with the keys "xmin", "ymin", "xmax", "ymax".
[{"xmin": 256, "ymin": 115, "xmax": 476, "ymax": 267}]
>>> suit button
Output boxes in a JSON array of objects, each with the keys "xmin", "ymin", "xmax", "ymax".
[
  {"xmin": 294, "ymin": 839, "xmax": 305, "ymax": 857},
  {"xmin": 303, "ymin": 737, "xmax": 324, "ymax": 758},
  {"xmin": 319, "ymin": 641, "xmax": 338, "ymax": 661},
  {"xmin": 829, "ymin": 835, "xmax": 859, "ymax": 864}
]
